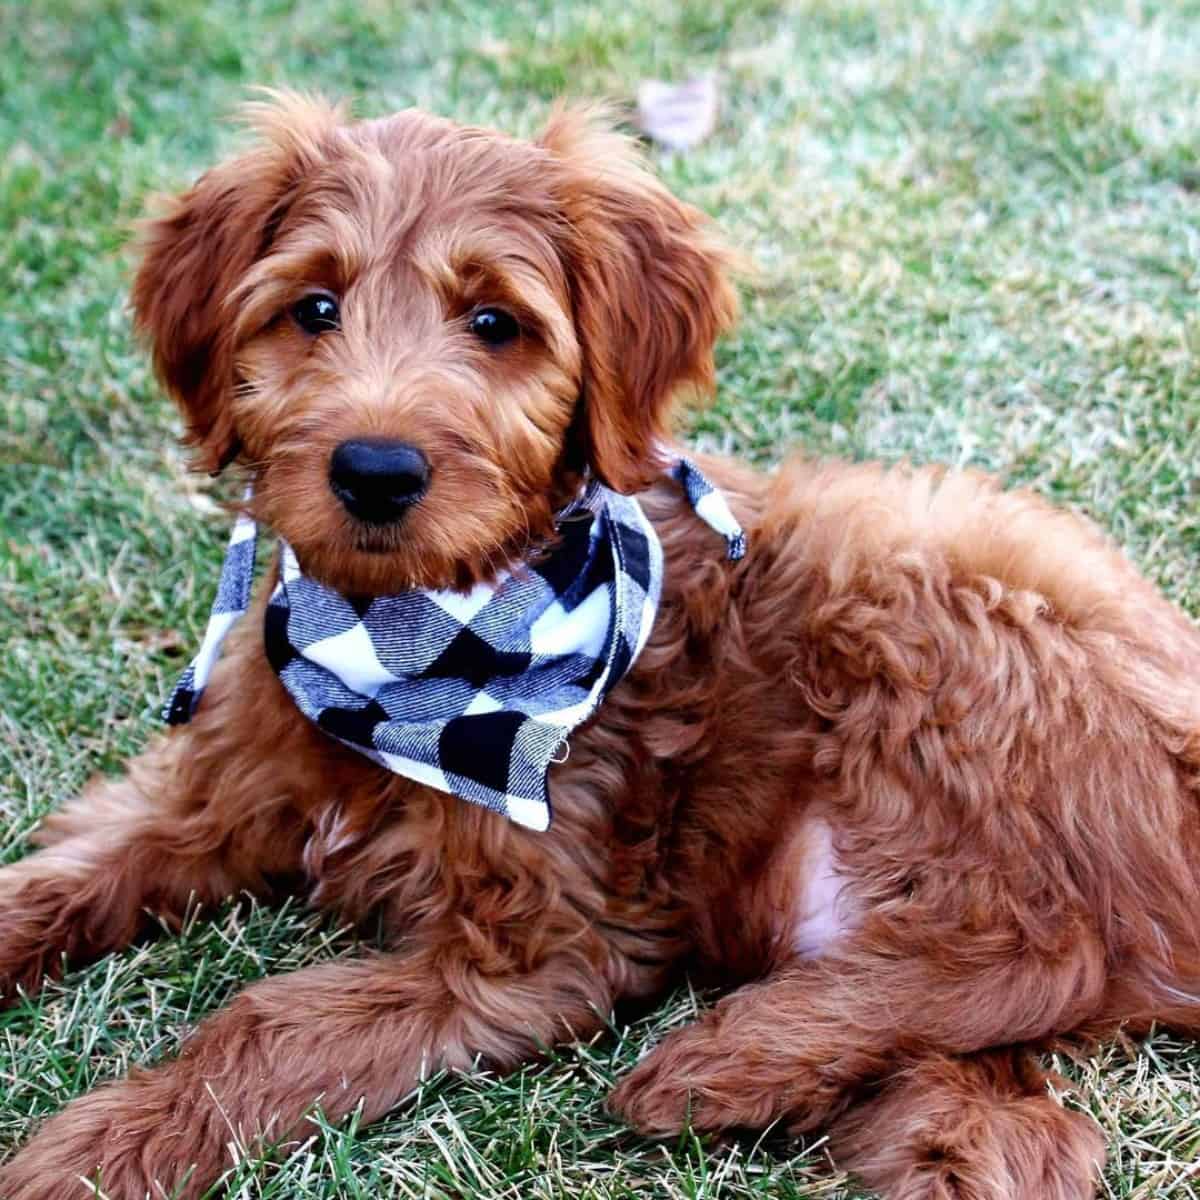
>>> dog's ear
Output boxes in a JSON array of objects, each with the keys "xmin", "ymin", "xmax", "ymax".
[
  {"xmin": 131, "ymin": 91, "xmax": 343, "ymax": 473},
  {"xmin": 541, "ymin": 106, "xmax": 738, "ymax": 493}
]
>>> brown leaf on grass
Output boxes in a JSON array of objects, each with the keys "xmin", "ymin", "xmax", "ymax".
[{"xmin": 635, "ymin": 75, "xmax": 719, "ymax": 151}]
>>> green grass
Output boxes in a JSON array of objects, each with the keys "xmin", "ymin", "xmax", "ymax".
[{"xmin": 3, "ymin": 0, "xmax": 1200, "ymax": 1195}]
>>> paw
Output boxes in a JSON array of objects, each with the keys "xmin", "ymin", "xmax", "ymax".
[
  {"xmin": 0, "ymin": 1078, "xmax": 190, "ymax": 1200},
  {"xmin": 608, "ymin": 1039, "xmax": 700, "ymax": 1137},
  {"xmin": 899, "ymin": 1150, "xmax": 1006, "ymax": 1200},
  {"xmin": 892, "ymin": 1149, "xmax": 1100, "ymax": 1200},
  {"xmin": 896, "ymin": 1108, "xmax": 1104, "ymax": 1200},
  {"xmin": 609, "ymin": 1023, "xmax": 782, "ymax": 1137},
  {"xmin": 835, "ymin": 1074, "xmax": 1106, "ymax": 1200}
]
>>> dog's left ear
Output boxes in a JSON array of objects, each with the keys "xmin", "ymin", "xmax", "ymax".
[{"xmin": 541, "ymin": 107, "xmax": 738, "ymax": 493}]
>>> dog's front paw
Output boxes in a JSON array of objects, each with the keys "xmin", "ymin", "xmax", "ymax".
[
  {"xmin": 608, "ymin": 1041, "xmax": 695, "ymax": 1137},
  {"xmin": 0, "ymin": 1077, "xmax": 195, "ymax": 1200},
  {"xmin": 609, "ymin": 1022, "xmax": 783, "ymax": 1137}
]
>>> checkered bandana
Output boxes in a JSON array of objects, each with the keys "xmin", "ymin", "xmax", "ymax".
[{"xmin": 165, "ymin": 457, "xmax": 744, "ymax": 831}]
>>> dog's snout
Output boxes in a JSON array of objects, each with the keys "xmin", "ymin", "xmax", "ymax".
[{"xmin": 329, "ymin": 438, "xmax": 430, "ymax": 524}]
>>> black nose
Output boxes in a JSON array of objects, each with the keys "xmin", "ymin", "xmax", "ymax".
[{"xmin": 329, "ymin": 438, "xmax": 430, "ymax": 524}]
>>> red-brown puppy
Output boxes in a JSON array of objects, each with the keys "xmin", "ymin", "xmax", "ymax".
[{"xmin": 1, "ymin": 93, "xmax": 1198, "ymax": 1200}]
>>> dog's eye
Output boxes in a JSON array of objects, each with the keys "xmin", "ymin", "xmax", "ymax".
[
  {"xmin": 291, "ymin": 293, "xmax": 341, "ymax": 335},
  {"xmin": 469, "ymin": 307, "xmax": 520, "ymax": 346}
]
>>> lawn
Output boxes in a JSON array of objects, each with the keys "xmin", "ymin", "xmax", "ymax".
[{"xmin": 2, "ymin": 0, "xmax": 1200, "ymax": 1196}]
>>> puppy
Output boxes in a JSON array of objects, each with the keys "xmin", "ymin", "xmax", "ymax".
[{"xmin": 1, "ymin": 93, "xmax": 1198, "ymax": 1200}]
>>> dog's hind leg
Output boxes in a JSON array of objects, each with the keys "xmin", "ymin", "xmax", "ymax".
[
  {"xmin": 608, "ymin": 918, "xmax": 1107, "ymax": 1141},
  {"xmin": 827, "ymin": 1048, "xmax": 1105, "ymax": 1200}
]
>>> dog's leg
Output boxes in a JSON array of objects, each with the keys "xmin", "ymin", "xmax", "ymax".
[
  {"xmin": 0, "ymin": 931, "xmax": 612, "ymax": 1200},
  {"xmin": 0, "ymin": 694, "xmax": 310, "ymax": 1002},
  {"xmin": 827, "ymin": 1049, "xmax": 1105, "ymax": 1200},
  {"xmin": 609, "ymin": 921, "xmax": 1106, "ymax": 1139}
]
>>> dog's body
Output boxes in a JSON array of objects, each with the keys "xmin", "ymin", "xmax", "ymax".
[{"xmin": 2, "ymin": 97, "xmax": 1199, "ymax": 1200}]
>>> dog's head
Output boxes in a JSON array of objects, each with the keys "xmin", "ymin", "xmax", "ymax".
[{"xmin": 133, "ymin": 92, "xmax": 736, "ymax": 593}]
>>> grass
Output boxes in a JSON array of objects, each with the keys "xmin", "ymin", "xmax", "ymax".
[{"xmin": 2, "ymin": 0, "xmax": 1200, "ymax": 1195}]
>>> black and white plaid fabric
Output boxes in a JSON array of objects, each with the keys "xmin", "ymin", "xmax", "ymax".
[
  {"xmin": 671, "ymin": 457, "xmax": 747, "ymax": 561},
  {"xmin": 163, "ymin": 507, "xmax": 257, "ymax": 729},
  {"xmin": 166, "ymin": 459, "xmax": 745, "ymax": 831}
]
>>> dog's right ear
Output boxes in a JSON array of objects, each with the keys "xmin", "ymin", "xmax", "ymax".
[{"xmin": 131, "ymin": 91, "xmax": 342, "ymax": 474}]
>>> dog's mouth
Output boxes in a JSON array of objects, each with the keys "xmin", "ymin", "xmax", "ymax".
[
  {"xmin": 317, "ymin": 518, "xmax": 503, "ymax": 595},
  {"xmin": 352, "ymin": 528, "xmax": 402, "ymax": 556}
]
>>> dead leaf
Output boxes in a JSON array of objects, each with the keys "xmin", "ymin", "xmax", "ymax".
[{"xmin": 636, "ymin": 75, "xmax": 719, "ymax": 151}]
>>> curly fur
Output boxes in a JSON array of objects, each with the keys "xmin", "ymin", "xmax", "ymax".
[{"xmin": 1, "ymin": 94, "xmax": 1198, "ymax": 1200}]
